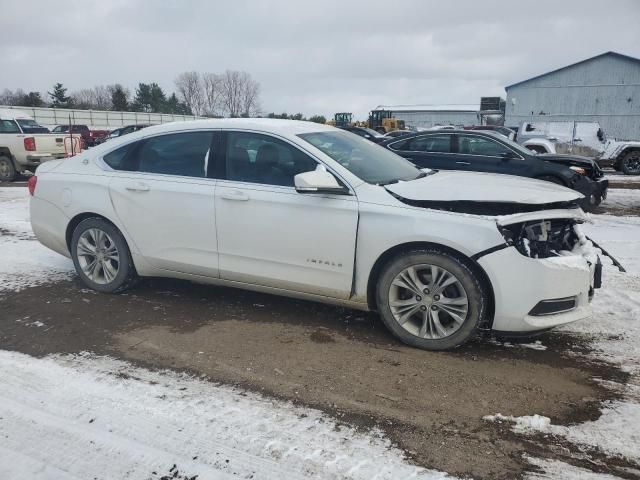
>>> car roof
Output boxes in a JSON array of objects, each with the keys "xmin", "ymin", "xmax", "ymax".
[{"xmin": 132, "ymin": 118, "xmax": 334, "ymax": 137}]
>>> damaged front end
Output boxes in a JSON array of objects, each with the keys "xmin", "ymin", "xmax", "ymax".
[
  {"xmin": 496, "ymin": 216, "xmax": 602, "ymax": 295},
  {"xmin": 499, "ymin": 218, "xmax": 582, "ymax": 259}
]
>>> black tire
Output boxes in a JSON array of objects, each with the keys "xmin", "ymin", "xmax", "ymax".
[
  {"xmin": 536, "ymin": 175, "xmax": 566, "ymax": 186},
  {"xmin": 70, "ymin": 217, "xmax": 137, "ymax": 293},
  {"xmin": 621, "ymin": 150, "xmax": 640, "ymax": 175},
  {"xmin": 0, "ymin": 155, "xmax": 17, "ymax": 182},
  {"xmin": 376, "ymin": 248, "xmax": 487, "ymax": 351}
]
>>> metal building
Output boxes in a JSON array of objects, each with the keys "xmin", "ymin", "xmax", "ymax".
[
  {"xmin": 372, "ymin": 104, "xmax": 480, "ymax": 129},
  {"xmin": 505, "ymin": 51, "xmax": 640, "ymax": 141}
]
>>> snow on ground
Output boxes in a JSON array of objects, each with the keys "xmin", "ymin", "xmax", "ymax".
[
  {"xmin": 0, "ymin": 350, "xmax": 449, "ymax": 480},
  {"xmin": 0, "ymin": 188, "xmax": 73, "ymax": 291}
]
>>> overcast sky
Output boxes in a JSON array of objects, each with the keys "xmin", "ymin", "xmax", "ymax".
[{"xmin": 2, "ymin": 0, "xmax": 639, "ymax": 119}]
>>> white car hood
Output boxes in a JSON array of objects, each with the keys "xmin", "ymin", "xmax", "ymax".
[{"xmin": 385, "ymin": 170, "xmax": 581, "ymax": 204}]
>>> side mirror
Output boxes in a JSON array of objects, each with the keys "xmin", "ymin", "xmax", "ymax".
[{"xmin": 294, "ymin": 168, "xmax": 348, "ymax": 194}]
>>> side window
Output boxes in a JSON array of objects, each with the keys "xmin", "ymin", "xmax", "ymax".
[
  {"xmin": 103, "ymin": 143, "xmax": 136, "ymax": 170},
  {"xmin": 407, "ymin": 135, "xmax": 451, "ymax": 153},
  {"xmin": 458, "ymin": 136, "xmax": 510, "ymax": 156},
  {"xmin": 388, "ymin": 138, "xmax": 410, "ymax": 151},
  {"xmin": 225, "ymin": 131, "xmax": 318, "ymax": 187},
  {"xmin": 0, "ymin": 120, "xmax": 21, "ymax": 133},
  {"xmin": 134, "ymin": 132, "xmax": 212, "ymax": 177}
]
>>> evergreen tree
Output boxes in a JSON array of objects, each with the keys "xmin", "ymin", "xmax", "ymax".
[
  {"xmin": 21, "ymin": 92, "xmax": 44, "ymax": 107},
  {"xmin": 110, "ymin": 84, "xmax": 129, "ymax": 111},
  {"xmin": 308, "ymin": 115, "xmax": 327, "ymax": 124},
  {"xmin": 132, "ymin": 83, "xmax": 152, "ymax": 112},
  {"xmin": 47, "ymin": 83, "xmax": 71, "ymax": 108}
]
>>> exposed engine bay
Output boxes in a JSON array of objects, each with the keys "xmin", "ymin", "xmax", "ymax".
[{"xmin": 499, "ymin": 218, "xmax": 581, "ymax": 259}]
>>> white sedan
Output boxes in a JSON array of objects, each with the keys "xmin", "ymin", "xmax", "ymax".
[{"xmin": 29, "ymin": 119, "xmax": 601, "ymax": 350}]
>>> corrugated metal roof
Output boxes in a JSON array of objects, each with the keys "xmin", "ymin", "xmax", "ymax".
[
  {"xmin": 505, "ymin": 51, "xmax": 640, "ymax": 90},
  {"xmin": 374, "ymin": 104, "xmax": 478, "ymax": 112}
]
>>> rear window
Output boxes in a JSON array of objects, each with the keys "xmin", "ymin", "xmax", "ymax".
[
  {"xmin": 103, "ymin": 143, "xmax": 135, "ymax": 170},
  {"xmin": 0, "ymin": 120, "xmax": 21, "ymax": 133}
]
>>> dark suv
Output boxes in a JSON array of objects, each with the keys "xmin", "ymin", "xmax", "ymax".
[{"xmin": 380, "ymin": 129, "xmax": 608, "ymax": 209}]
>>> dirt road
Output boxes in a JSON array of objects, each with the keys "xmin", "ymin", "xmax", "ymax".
[{"xmin": 0, "ymin": 276, "xmax": 633, "ymax": 479}]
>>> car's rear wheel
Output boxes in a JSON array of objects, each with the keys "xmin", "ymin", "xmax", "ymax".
[
  {"xmin": 71, "ymin": 218, "xmax": 137, "ymax": 293},
  {"xmin": 0, "ymin": 156, "xmax": 16, "ymax": 182},
  {"xmin": 376, "ymin": 248, "xmax": 487, "ymax": 350},
  {"xmin": 621, "ymin": 150, "xmax": 640, "ymax": 175}
]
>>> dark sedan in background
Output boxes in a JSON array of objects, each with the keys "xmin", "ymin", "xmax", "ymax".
[
  {"xmin": 338, "ymin": 126, "xmax": 386, "ymax": 143},
  {"xmin": 380, "ymin": 129, "xmax": 608, "ymax": 209}
]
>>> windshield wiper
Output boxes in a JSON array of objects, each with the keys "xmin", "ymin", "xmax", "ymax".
[{"xmin": 377, "ymin": 179, "xmax": 400, "ymax": 186}]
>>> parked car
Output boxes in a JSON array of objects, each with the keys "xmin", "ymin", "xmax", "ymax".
[
  {"xmin": 464, "ymin": 125, "xmax": 516, "ymax": 141},
  {"xmin": 30, "ymin": 119, "xmax": 601, "ymax": 351},
  {"xmin": 516, "ymin": 121, "xmax": 640, "ymax": 175},
  {"xmin": 52, "ymin": 124, "xmax": 109, "ymax": 147},
  {"xmin": 380, "ymin": 129, "xmax": 607, "ymax": 209},
  {"xmin": 105, "ymin": 124, "xmax": 151, "ymax": 142},
  {"xmin": 384, "ymin": 130, "xmax": 412, "ymax": 139},
  {"xmin": 0, "ymin": 109, "xmax": 82, "ymax": 181},
  {"xmin": 338, "ymin": 126, "xmax": 386, "ymax": 143}
]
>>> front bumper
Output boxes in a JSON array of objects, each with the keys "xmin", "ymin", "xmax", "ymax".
[
  {"xmin": 478, "ymin": 245, "xmax": 597, "ymax": 332},
  {"xmin": 573, "ymin": 176, "xmax": 608, "ymax": 208}
]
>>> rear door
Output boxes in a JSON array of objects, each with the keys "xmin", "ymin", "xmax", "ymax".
[
  {"xmin": 105, "ymin": 130, "xmax": 219, "ymax": 277},
  {"xmin": 387, "ymin": 134, "xmax": 455, "ymax": 170}
]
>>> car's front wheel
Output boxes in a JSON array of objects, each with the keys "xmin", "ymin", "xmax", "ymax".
[
  {"xmin": 71, "ymin": 217, "xmax": 137, "ymax": 293},
  {"xmin": 621, "ymin": 150, "xmax": 640, "ymax": 175},
  {"xmin": 376, "ymin": 248, "xmax": 487, "ymax": 350}
]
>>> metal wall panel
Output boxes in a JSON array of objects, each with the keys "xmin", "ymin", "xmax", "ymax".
[
  {"xmin": 0, "ymin": 105, "xmax": 201, "ymax": 129},
  {"xmin": 505, "ymin": 54, "xmax": 640, "ymax": 140}
]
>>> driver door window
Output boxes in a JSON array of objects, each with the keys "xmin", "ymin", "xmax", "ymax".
[
  {"xmin": 457, "ymin": 135, "xmax": 510, "ymax": 157},
  {"xmin": 225, "ymin": 131, "xmax": 318, "ymax": 186}
]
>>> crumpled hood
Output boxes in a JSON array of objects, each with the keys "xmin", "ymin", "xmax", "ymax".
[{"xmin": 385, "ymin": 170, "xmax": 582, "ymax": 204}]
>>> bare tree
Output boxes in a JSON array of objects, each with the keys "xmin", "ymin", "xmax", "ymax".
[
  {"xmin": 175, "ymin": 71, "xmax": 204, "ymax": 116},
  {"xmin": 219, "ymin": 70, "xmax": 261, "ymax": 117},
  {"xmin": 0, "ymin": 88, "xmax": 27, "ymax": 106},
  {"xmin": 70, "ymin": 86, "xmax": 113, "ymax": 110},
  {"xmin": 201, "ymin": 72, "xmax": 223, "ymax": 117}
]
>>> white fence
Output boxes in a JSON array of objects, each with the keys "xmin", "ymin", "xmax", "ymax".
[{"xmin": 0, "ymin": 105, "xmax": 202, "ymax": 130}]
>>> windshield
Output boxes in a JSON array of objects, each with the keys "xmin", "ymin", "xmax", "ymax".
[{"xmin": 298, "ymin": 131, "xmax": 424, "ymax": 185}]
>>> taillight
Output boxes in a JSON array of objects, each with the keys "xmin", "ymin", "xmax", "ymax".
[
  {"xmin": 24, "ymin": 137, "xmax": 36, "ymax": 151},
  {"xmin": 28, "ymin": 175, "xmax": 37, "ymax": 196}
]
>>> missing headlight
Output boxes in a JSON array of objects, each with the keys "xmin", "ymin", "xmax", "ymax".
[{"xmin": 499, "ymin": 219, "xmax": 579, "ymax": 258}]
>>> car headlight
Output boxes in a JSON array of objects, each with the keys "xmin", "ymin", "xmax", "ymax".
[{"xmin": 570, "ymin": 166, "xmax": 587, "ymax": 175}]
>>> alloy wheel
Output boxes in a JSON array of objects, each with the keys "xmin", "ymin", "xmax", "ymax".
[
  {"xmin": 388, "ymin": 264, "xmax": 469, "ymax": 339},
  {"xmin": 76, "ymin": 228, "xmax": 120, "ymax": 284}
]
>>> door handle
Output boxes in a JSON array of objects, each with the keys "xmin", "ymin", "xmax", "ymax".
[
  {"xmin": 125, "ymin": 182, "xmax": 150, "ymax": 192},
  {"xmin": 455, "ymin": 161, "xmax": 471, "ymax": 165},
  {"xmin": 221, "ymin": 190, "xmax": 249, "ymax": 201},
  {"xmin": 574, "ymin": 138, "xmax": 582, "ymax": 142}
]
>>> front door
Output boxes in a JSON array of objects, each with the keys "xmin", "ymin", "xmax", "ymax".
[
  {"xmin": 214, "ymin": 131, "xmax": 358, "ymax": 299},
  {"xmin": 105, "ymin": 130, "xmax": 219, "ymax": 277}
]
